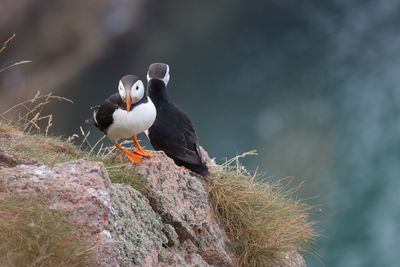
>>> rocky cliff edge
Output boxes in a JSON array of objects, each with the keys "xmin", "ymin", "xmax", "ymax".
[{"xmin": 0, "ymin": 124, "xmax": 307, "ymax": 266}]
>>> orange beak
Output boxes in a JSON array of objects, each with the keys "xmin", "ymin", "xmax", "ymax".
[{"xmin": 125, "ymin": 90, "xmax": 131, "ymax": 112}]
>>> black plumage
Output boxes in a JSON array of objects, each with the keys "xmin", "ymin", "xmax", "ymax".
[
  {"xmin": 87, "ymin": 92, "xmax": 148, "ymax": 134},
  {"xmin": 86, "ymin": 74, "xmax": 156, "ymax": 163},
  {"xmin": 147, "ymin": 76, "xmax": 209, "ymax": 176},
  {"xmin": 87, "ymin": 93, "xmax": 123, "ymax": 134}
]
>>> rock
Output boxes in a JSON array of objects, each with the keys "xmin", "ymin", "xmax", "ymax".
[
  {"xmin": 0, "ymin": 155, "xmax": 236, "ymax": 266},
  {"xmin": 268, "ymin": 251, "xmax": 306, "ymax": 267},
  {"xmin": 0, "ymin": 140, "xmax": 305, "ymax": 266},
  {"xmin": 284, "ymin": 251, "xmax": 306, "ymax": 267},
  {"xmin": 0, "ymin": 131, "xmax": 24, "ymax": 168},
  {"xmin": 0, "ymin": 149, "xmax": 20, "ymax": 168},
  {"xmin": 0, "ymin": 160, "xmax": 119, "ymax": 266},
  {"xmin": 136, "ymin": 151, "xmax": 235, "ymax": 266},
  {"xmin": 109, "ymin": 183, "xmax": 167, "ymax": 266},
  {"xmin": 110, "ymin": 183, "xmax": 211, "ymax": 267}
]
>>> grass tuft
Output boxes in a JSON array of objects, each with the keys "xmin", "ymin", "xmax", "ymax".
[
  {"xmin": 0, "ymin": 118, "xmax": 145, "ymax": 192},
  {"xmin": 0, "ymin": 91, "xmax": 72, "ymax": 136},
  {"xmin": 0, "ymin": 34, "xmax": 31, "ymax": 73},
  {"xmin": 0, "ymin": 196, "xmax": 96, "ymax": 266},
  {"xmin": 1, "ymin": 131, "xmax": 83, "ymax": 165},
  {"xmin": 207, "ymin": 155, "xmax": 317, "ymax": 266}
]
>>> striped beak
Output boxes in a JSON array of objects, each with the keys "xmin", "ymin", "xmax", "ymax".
[{"xmin": 125, "ymin": 89, "xmax": 131, "ymax": 112}]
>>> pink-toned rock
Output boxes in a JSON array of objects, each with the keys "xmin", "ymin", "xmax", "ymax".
[
  {"xmin": 0, "ymin": 148, "xmax": 304, "ymax": 266},
  {"xmin": 0, "ymin": 160, "xmax": 119, "ymax": 266},
  {"xmin": 136, "ymin": 151, "xmax": 236, "ymax": 266},
  {"xmin": 0, "ymin": 155, "xmax": 236, "ymax": 266}
]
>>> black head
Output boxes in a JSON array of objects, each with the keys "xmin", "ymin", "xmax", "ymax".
[
  {"xmin": 120, "ymin": 75, "xmax": 140, "ymax": 90},
  {"xmin": 118, "ymin": 75, "xmax": 145, "ymax": 111},
  {"xmin": 147, "ymin": 63, "xmax": 170, "ymax": 85}
]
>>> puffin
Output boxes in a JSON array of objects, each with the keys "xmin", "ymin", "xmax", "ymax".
[
  {"xmin": 87, "ymin": 75, "xmax": 156, "ymax": 163},
  {"xmin": 146, "ymin": 63, "xmax": 209, "ymax": 176}
]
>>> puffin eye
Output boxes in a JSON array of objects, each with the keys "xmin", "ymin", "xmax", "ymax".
[{"xmin": 136, "ymin": 86, "xmax": 139, "ymax": 90}]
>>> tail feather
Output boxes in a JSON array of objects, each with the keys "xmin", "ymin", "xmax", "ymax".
[
  {"xmin": 188, "ymin": 163, "xmax": 209, "ymax": 176},
  {"xmin": 175, "ymin": 159, "xmax": 209, "ymax": 176},
  {"xmin": 85, "ymin": 105, "xmax": 100, "ymax": 126}
]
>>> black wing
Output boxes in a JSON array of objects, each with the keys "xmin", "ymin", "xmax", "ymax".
[
  {"xmin": 149, "ymin": 103, "xmax": 204, "ymax": 165},
  {"xmin": 86, "ymin": 93, "xmax": 122, "ymax": 133}
]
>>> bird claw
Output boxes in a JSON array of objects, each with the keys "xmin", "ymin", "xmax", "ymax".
[
  {"xmin": 115, "ymin": 143, "xmax": 145, "ymax": 163},
  {"xmin": 125, "ymin": 150, "xmax": 144, "ymax": 163},
  {"xmin": 133, "ymin": 148, "xmax": 154, "ymax": 158}
]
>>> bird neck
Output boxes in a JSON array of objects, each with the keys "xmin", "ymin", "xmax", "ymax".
[{"xmin": 148, "ymin": 79, "xmax": 170, "ymax": 105}]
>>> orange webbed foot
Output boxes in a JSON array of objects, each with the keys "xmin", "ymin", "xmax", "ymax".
[
  {"xmin": 134, "ymin": 148, "xmax": 154, "ymax": 158},
  {"xmin": 132, "ymin": 136, "xmax": 154, "ymax": 158},
  {"xmin": 115, "ymin": 143, "xmax": 143, "ymax": 163},
  {"xmin": 125, "ymin": 150, "xmax": 144, "ymax": 163}
]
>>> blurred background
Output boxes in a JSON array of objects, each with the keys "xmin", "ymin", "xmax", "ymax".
[{"xmin": 1, "ymin": 0, "xmax": 400, "ymax": 266}]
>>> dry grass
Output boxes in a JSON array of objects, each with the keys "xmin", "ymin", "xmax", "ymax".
[
  {"xmin": 0, "ymin": 122, "xmax": 83, "ymax": 165},
  {"xmin": 0, "ymin": 34, "xmax": 31, "ymax": 73},
  {"xmin": 0, "ymin": 92, "xmax": 144, "ymax": 189},
  {"xmin": 0, "ymin": 196, "xmax": 95, "ymax": 267},
  {"xmin": 0, "ymin": 91, "xmax": 72, "ymax": 137},
  {"xmin": 1, "ymin": 113, "xmax": 145, "ymax": 195},
  {"xmin": 207, "ymin": 154, "xmax": 317, "ymax": 266},
  {"xmin": 0, "ymin": 91, "xmax": 80, "ymax": 166}
]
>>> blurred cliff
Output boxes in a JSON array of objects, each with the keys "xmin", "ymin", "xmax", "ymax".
[{"xmin": 0, "ymin": 0, "xmax": 145, "ymax": 107}]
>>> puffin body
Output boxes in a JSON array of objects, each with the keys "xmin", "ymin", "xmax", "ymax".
[
  {"xmin": 146, "ymin": 63, "xmax": 209, "ymax": 176},
  {"xmin": 103, "ymin": 96, "xmax": 156, "ymax": 141},
  {"xmin": 88, "ymin": 75, "xmax": 156, "ymax": 162}
]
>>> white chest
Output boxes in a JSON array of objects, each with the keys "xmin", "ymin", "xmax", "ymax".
[{"xmin": 107, "ymin": 99, "xmax": 156, "ymax": 141}]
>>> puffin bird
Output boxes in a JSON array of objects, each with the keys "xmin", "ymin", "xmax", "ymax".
[
  {"xmin": 146, "ymin": 63, "xmax": 209, "ymax": 176},
  {"xmin": 87, "ymin": 75, "xmax": 156, "ymax": 163}
]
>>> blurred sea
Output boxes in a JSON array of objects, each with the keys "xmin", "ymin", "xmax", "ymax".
[{"xmin": 1, "ymin": 1, "xmax": 400, "ymax": 266}]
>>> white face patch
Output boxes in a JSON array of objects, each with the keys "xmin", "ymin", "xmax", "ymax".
[
  {"xmin": 119, "ymin": 79, "xmax": 145, "ymax": 103},
  {"xmin": 118, "ymin": 80, "xmax": 126, "ymax": 102},
  {"xmin": 146, "ymin": 64, "xmax": 170, "ymax": 85},
  {"xmin": 130, "ymin": 80, "xmax": 145, "ymax": 103},
  {"xmin": 162, "ymin": 65, "xmax": 170, "ymax": 85}
]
